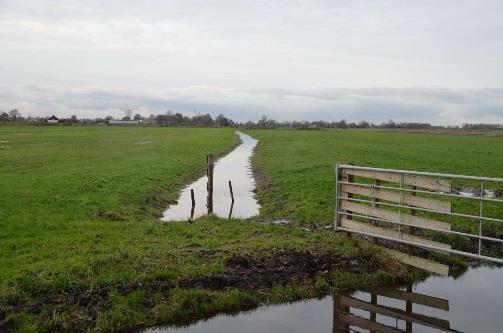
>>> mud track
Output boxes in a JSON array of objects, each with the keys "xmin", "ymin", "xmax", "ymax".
[{"xmin": 184, "ymin": 248, "xmax": 381, "ymax": 290}]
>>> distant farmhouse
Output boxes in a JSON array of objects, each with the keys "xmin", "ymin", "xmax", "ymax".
[
  {"xmin": 47, "ymin": 115, "xmax": 59, "ymax": 124},
  {"xmin": 107, "ymin": 119, "xmax": 143, "ymax": 126}
]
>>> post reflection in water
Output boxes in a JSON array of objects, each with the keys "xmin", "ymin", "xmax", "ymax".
[
  {"xmin": 228, "ymin": 200, "xmax": 234, "ymax": 219},
  {"xmin": 333, "ymin": 286, "xmax": 456, "ymax": 333}
]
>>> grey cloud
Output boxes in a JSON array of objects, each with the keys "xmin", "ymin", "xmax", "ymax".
[
  {"xmin": 1, "ymin": 1, "xmax": 503, "ymax": 124},
  {"xmin": 1, "ymin": 84, "xmax": 502, "ymax": 125}
]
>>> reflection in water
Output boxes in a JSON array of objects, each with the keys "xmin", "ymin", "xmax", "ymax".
[
  {"xmin": 162, "ymin": 132, "xmax": 260, "ymax": 221},
  {"xmin": 143, "ymin": 266, "xmax": 503, "ymax": 333},
  {"xmin": 333, "ymin": 287, "xmax": 456, "ymax": 333}
]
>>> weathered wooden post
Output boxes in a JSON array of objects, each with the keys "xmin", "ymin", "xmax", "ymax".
[
  {"xmin": 207, "ymin": 154, "xmax": 214, "ymax": 214},
  {"xmin": 228, "ymin": 180, "xmax": 234, "ymax": 203},
  {"xmin": 190, "ymin": 188, "xmax": 195, "ymax": 221}
]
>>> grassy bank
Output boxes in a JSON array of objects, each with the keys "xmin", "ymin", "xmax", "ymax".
[
  {"xmin": 0, "ymin": 126, "xmax": 419, "ymax": 332},
  {"xmin": 2, "ymin": 217, "xmax": 419, "ymax": 332}
]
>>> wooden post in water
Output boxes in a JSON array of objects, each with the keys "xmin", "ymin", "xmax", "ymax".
[
  {"xmin": 228, "ymin": 180, "xmax": 234, "ymax": 203},
  {"xmin": 228, "ymin": 180, "xmax": 235, "ymax": 219},
  {"xmin": 190, "ymin": 188, "xmax": 195, "ymax": 221},
  {"xmin": 191, "ymin": 188, "xmax": 195, "ymax": 207},
  {"xmin": 207, "ymin": 154, "xmax": 214, "ymax": 214}
]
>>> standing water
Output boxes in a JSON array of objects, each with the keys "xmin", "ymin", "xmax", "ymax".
[
  {"xmin": 162, "ymin": 132, "xmax": 260, "ymax": 221},
  {"xmin": 143, "ymin": 265, "xmax": 503, "ymax": 332}
]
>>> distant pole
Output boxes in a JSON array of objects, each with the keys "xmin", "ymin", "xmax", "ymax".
[{"xmin": 207, "ymin": 154, "xmax": 214, "ymax": 214}]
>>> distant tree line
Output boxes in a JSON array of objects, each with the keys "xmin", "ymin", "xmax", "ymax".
[
  {"xmin": 0, "ymin": 109, "xmax": 21, "ymax": 121},
  {"xmin": 150, "ymin": 111, "xmax": 235, "ymax": 127},
  {"xmin": 1, "ymin": 109, "xmax": 501, "ymax": 130},
  {"xmin": 460, "ymin": 123, "xmax": 503, "ymax": 130}
]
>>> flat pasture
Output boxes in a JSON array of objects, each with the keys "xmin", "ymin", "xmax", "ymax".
[
  {"xmin": 0, "ymin": 126, "xmax": 413, "ymax": 332},
  {"xmin": 249, "ymin": 129, "xmax": 503, "ymax": 223}
]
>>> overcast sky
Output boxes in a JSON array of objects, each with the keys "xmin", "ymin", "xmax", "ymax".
[{"xmin": 1, "ymin": 1, "xmax": 502, "ymax": 124}]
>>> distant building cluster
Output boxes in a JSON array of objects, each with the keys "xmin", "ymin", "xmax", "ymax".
[{"xmin": 47, "ymin": 115, "xmax": 59, "ymax": 124}]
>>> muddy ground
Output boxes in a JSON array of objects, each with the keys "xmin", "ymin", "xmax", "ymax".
[{"xmin": 0, "ymin": 248, "xmax": 400, "ymax": 333}]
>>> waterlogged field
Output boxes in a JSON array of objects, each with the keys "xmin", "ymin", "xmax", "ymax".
[{"xmin": 0, "ymin": 126, "xmax": 415, "ymax": 333}]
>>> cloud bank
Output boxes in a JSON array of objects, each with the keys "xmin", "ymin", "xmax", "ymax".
[{"xmin": 1, "ymin": 1, "xmax": 502, "ymax": 124}]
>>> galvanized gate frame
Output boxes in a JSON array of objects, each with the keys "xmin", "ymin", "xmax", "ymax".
[{"xmin": 335, "ymin": 164, "xmax": 503, "ymax": 264}]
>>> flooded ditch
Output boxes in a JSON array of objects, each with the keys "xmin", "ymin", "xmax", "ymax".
[
  {"xmin": 143, "ymin": 265, "xmax": 502, "ymax": 333},
  {"xmin": 162, "ymin": 132, "xmax": 260, "ymax": 221},
  {"xmin": 157, "ymin": 132, "xmax": 503, "ymax": 332}
]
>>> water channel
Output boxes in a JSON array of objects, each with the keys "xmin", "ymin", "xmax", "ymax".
[
  {"xmin": 162, "ymin": 132, "xmax": 260, "ymax": 221},
  {"xmin": 158, "ymin": 132, "xmax": 502, "ymax": 332}
]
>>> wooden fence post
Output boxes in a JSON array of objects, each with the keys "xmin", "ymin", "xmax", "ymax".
[
  {"xmin": 190, "ymin": 188, "xmax": 195, "ymax": 221},
  {"xmin": 207, "ymin": 154, "xmax": 214, "ymax": 214},
  {"xmin": 228, "ymin": 180, "xmax": 234, "ymax": 203}
]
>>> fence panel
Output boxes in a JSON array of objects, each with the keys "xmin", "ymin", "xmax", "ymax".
[{"xmin": 335, "ymin": 164, "xmax": 503, "ymax": 265}]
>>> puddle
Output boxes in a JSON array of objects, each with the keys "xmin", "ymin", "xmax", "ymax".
[
  {"xmin": 161, "ymin": 132, "xmax": 260, "ymax": 221},
  {"xmin": 143, "ymin": 265, "xmax": 503, "ymax": 333},
  {"xmin": 455, "ymin": 187, "xmax": 501, "ymax": 198}
]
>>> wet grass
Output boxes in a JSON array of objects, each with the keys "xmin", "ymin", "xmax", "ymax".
[
  {"xmin": 248, "ymin": 128, "xmax": 503, "ymax": 256},
  {"xmin": 248, "ymin": 129, "xmax": 503, "ymax": 224},
  {"xmin": 0, "ymin": 126, "xmax": 418, "ymax": 332}
]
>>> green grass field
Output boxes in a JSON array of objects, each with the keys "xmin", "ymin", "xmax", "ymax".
[
  {"xmin": 2, "ymin": 126, "xmax": 501, "ymax": 332},
  {"xmin": 0, "ymin": 126, "xmax": 416, "ymax": 332},
  {"xmin": 248, "ymin": 129, "xmax": 503, "ymax": 257},
  {"xmin": 248, "ymin": 129, "xmax": 503, "ymax": 223},
  {"xmin": 0, "ymin": 126, "xmax": 236, "ymax": 294}
]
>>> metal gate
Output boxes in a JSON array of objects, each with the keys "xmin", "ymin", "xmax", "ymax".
[{"xmin": 335, "ymin": 164, "xmax": 503, "ymax": 264}]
